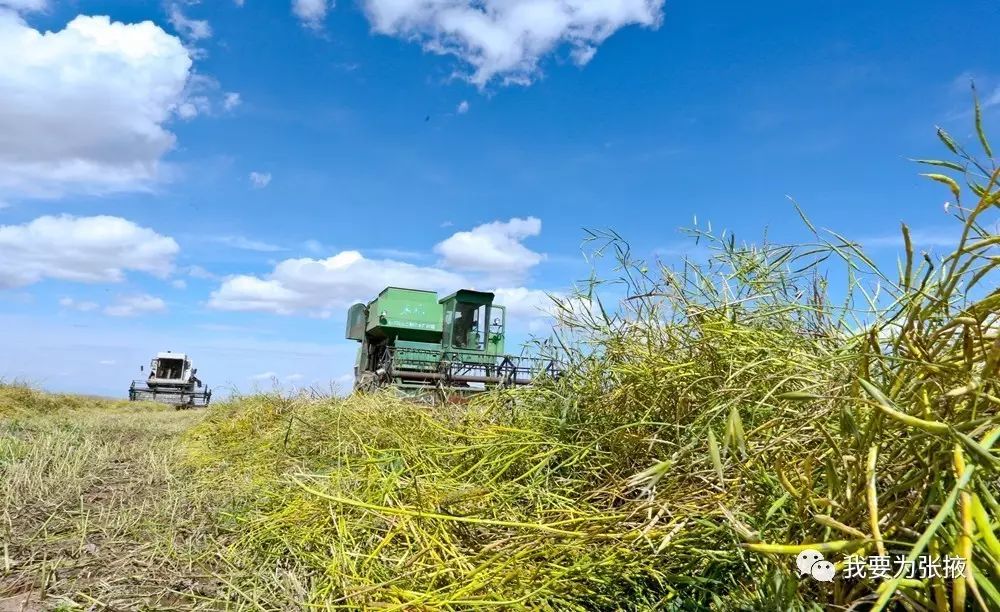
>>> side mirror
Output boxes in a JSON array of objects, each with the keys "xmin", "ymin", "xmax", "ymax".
[
  {"xmin": 192, "ymin": 368, "xmax": 198, "ymax": 375},
  {"xmin": 140, "ymin": 365, "xmax": 144, "ymax": 372}
]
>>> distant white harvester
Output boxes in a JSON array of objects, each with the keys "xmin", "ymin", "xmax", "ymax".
[{"xmin": 128, "ymin": 351, "xmax": 211, "ymax": 408}]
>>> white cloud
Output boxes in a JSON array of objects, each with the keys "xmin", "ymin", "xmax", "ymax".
[
  {"xmin": 361, "ymin": 0, "xmax": 665, "ymax": 86},
  {"xmin": 176, "ymin": 101, "xmax": 201, "ymax": 120},
  {"xmin": 223, "ymin": 92, "xmax": 242, "ymax": 111},
  {"xmin": 208, "ymin": 219, "xmax": 555, "ymax": 316},
  {"xmin": 433, "ymin": 217, "xmax": 543, "ymax": 277},
  {"xmin": 103, "ymin": 294, "xmax": 167, "ymax": 317},
  {"xmin": 187, "ymin": 265, "xmax": 216, "ymax": 280},
  {"xmin": 985, "ymin": 86, "xmax": 1000, "ymax": 110},
  {"xmin": 303, "ymin": 239, "xmax": 326, "ymax": 255},
  {"xmin": 98, "ymin": 359, "xmax": 116, "ymax": 365},
  {"xmin": 0, "ymin": 13, "xmax": 196, "ymax": 197},
  {"xmin": 168, "ymin": 4, "xmax": 212, "ymax": 40},
  {"xmin": 58, "ymin": 297, "xmax": 99, "ymax": 312},
  {"xmin": 457, "ymin": 100, "xmax": 470, "ymax": 114},
  {"xmin": 0, "ymin": 215, "xmax": 179, "ymax": 288},
  {"xmin": 367, "ymin": 247, "xmax": 425, "ymax": 259},
  {"xmin": 293, "ymin": 0, "xmax": 330, "ymax": 28},
  {"xmin": 212, "ymin": 235, "xmax": 284, "ymax": 252},
  {"xmin": 249, "ymin": 171, "xmax": 272, "ymax": 188},
  {"xmin": 491, "ymin": 287, "xmax": 556, "ymax": 319},
  {"xmin": 209, "ymin": 250, "xmax": 466, "ymax": 315},
  {"xmin": 251, "ymin": 371, "xmax": 277, "ymax": 380},
  {"xmin": 171, "ymin": 279, "xmax": 187, "ymax": 289},
  {"xmin": 0, "ymin": 0, "xmax": 46, "ymax": 12},
  {"xmin": 491, "ymin": 286, "xmax": 590, "ymax": 335},
  {"xmin": 174, "ymin": 73, "xmax": 228, "ymax": 120}
]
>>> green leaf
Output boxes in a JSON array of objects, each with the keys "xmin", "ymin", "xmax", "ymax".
[
  {"xmin": 707, "ymin": 428, "xmax": 724, "ymax": 486},
  {"xmin": 765, "ymin": 492, "xmax": 790, "ymax": 519},
  {"xmin": 726, "ymin": 406, "xmax": 747, "ymax": 457},
  {"xmin": 920, "ymin": 173, "xmax": 961, "ymax": 201}
]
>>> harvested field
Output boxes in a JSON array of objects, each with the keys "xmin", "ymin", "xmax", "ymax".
[
  {"xmin": 1, "ymin": 129, "xmax": 999, "ymax": 610},
  {"xmin": 1, "ymin": 388, "xmax": 216, "ymax": 610}
]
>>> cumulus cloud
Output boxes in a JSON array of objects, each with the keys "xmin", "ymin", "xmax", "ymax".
[
  {"xmin": 103, "ymin": 294, "xmax": 167, "ymax": 317},
  {"xmin": 208, "ymin": 218, "xmax": 554, "ymax": 316},
  {"xmin": 433, "ymin": 217, "xmax": 543, "ymax": 277},
  {"xmin": 209, "ymin": 250, "xmax": 466, "ymax": 315},
  {"xmin": 457, "ymin": 100, "xmax": 470, "ymax": 114},
  {"xmin": 167, "ymin": 4, "xmax": 212, "ymax": 40},
  {"xmin": 293, "ymin": 0, "xmax": 330, "ymax": 28},
  {"xmin": 176, "ymin": 99, "xmax": 207, "ymax": 120},
  {"xmin": 173, "ymin": 73, "xmax": 238, "ymax": 121},
  {"xmin": 492, "ymin": 286, "xmax": 590, "ymax": 335},
  {"xmin": 491, "ymin": 287, "xmax": 556, "ymax": 319},
  {"xmin": 0, "ymin": 13, "xmax": 196, "ymax": 197},
  {"xmin": 249, "ymin": 171, "xmax": 272, "ymax": 188},
  {"xmin": 0, "ymin": 215, "xmax": 179, "ymax": 288},
  {"xmin": 361, "ymin": 0, "xmax": 665, "ymax": 86}
]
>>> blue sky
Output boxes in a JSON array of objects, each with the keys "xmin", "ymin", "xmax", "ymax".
[{"xmin": 0, "ymin": 0, "xmax": 997, "ymax": 397}]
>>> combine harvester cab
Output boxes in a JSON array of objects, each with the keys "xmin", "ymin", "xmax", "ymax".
[
  {"xmin": 347, "ymin": 287, "xmax": 558, "ymax": 400},
  {"xmin": 128, "ymin": 351, "xmax": 212, "ymax": 409}
]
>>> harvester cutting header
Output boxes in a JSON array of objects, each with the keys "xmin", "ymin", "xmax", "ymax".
[
  {"xmin": 128, "ymin": 351, "xmax": 211, "ymax": 408},
  {"xmin": 347, "ymin": 287, "xmax": 558, "ymax": 398}
]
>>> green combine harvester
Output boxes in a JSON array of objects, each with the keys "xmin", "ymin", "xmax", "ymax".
[{"xmin": 346, "ymin": 287, "xmax": 558, "ymax": 398}]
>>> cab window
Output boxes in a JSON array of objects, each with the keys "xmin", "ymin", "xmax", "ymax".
[{"xmin": 451, "ymin": 303, "xmax": 486, "ymax": 350}]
